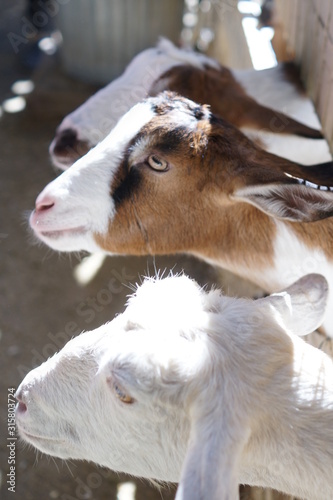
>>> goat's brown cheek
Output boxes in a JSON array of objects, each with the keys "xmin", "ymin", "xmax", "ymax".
[{"xmin": 93, "ymin": 209, "xmax": 148, "ymax": 254}]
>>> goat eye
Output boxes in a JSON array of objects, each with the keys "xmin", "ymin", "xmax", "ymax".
[
  {"xmin": 147, "ymin": 155, "xmax": 168, "ymax": 171},
  {"xmin": 114, "ymin": 383, "xmax": 134, "ymax": 404}
]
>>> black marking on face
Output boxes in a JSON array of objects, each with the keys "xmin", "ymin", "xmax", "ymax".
[
  {"xmin": 112, "ymin": 161, "xmax": 143, "ymax": 208},
  {"xmin": 53, "ymin": 128, "xmax": 78, "ymax": 152},
  {"xmin": 130, "ymin": 124, "xmax": 190, "ymax": 158},
  {"xmin": 152, "ymin": 126, "xmax": 189, "ymax": 154},
  {"xmin": 193, "ymin": 106, "xmax": 204, "ymax": 120}
]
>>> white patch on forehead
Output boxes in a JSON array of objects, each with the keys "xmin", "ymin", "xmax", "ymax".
[
  {"xmin": 168, "ymin": 107, "xmax": 201, "ymax": 128},
  {"xmin": 98, "ymin": 101, "xmax": 156, "ymax": 156}
]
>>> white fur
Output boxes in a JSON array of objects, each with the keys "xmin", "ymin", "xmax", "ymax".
[
  {"xmin": 262, "ymin": 223, "xmax": 333, "ymax": 336},
  {"xmin": 196, "ymin": 222, "xmax": 333, "ymax": 338},
  {"xmin": 30, "ymin": 101, "xmax": 156, "ymax": 252},
  {"xmin": 16, "ymin": 273, "xmax": 333, "ymax": 499}
]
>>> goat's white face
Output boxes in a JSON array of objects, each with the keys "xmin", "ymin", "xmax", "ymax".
[
  {"xmin": 16, "ymin": 274, "xmax": 329, "ymax": 495},
  {"xmin": 15, "ymin": 322, "xmax": 189, "ymax": 480},
  {"xmin": 31, "ymin": 100, "xmax": 159, "ymax": 252},
  {"xmin": 31, "ymin": 93, "xmax": 333, "ymax": 255},
  {"xmin": 30, "ymin": 94, "xmax": 213, "ymax": 254},
  {"xmin": 15, "ymin": 276, "xmax": 212, "ymax": 480}
]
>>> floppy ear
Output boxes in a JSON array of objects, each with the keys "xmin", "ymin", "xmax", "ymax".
[
  {"xmin": 233, "ymin": 183, "xmax": 333, "ymax": 222},
  {"xmin": 175, "ymin": 399, "xmax": 250, "ymax": 500},
  {"xmin": 258, "ymin": 273, "xmax": 328, "ymax": 336},
  {"xmin": 237, "ymin": 98, "xmax": 323, "ymax": 139}
]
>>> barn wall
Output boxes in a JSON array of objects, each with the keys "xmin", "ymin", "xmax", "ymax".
[{"xmin": 275, "ymin": 0, "xmax": 333, "ymax": 152}]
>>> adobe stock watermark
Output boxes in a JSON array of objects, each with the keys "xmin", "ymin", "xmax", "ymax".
[
  {"xmin": 16, "ymin": 266, "xmax": 136, "ymax": 378},
  {"xmin": 7, "ymin": 388, "xmax": 17, "ymax": 493},
  {"xmin": 7, "ymin": 0, "xmax": 70, "ymax": 54}
]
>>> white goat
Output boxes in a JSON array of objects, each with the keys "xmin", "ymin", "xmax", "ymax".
[
  {"xmin": 30, "ymin": 93, "xmax": 333, "ymax": 336},
  {"xmin": 16, "ymin": 273, "xmax": 333, "ymax": 500},
  {"xmin": 49, "ymin": 39, "xmax": 330, "ymax": 169}
]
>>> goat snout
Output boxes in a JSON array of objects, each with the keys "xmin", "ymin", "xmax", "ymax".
[
  {"xmin": 15, "ymin": 389, "xmax": 28, "ymax": 413},
  {"xmin": 53, "ymin": 128, "xmax": 78, "ymax": 153},
  {"xmin": 16, "ymin": 401, "xmax": 27, "ymax": 413},
  {"xmin": 35, "ymin": 193, "xmax": 55, "ymax": 213},
  {"xmin": 50, "ymin": 127, "xmax": 90, "ymax": 169}
]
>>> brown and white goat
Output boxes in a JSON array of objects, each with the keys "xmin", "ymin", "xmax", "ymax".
[
  {"xmin": 50, "ymin": 39, "xmax": 330, "ymax": 169},
  {"xmin": 30, "ymin": 93, "xmax": 333, "ymax": 336}
]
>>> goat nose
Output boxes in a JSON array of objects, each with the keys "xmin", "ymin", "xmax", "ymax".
[
  {"xmin": 53, "ymin": 128, "xmax": 78, "ymax": 153},
  {"xmin": 15, "ymin": 389, "xmax": 27, "ymax": 413},
  {"xmin": 35, "ymin": 193, "xmax": 55, "ymax": 213}
]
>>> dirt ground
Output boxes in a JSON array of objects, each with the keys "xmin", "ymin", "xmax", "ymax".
[{"xmin": 0, "ymin": 2, "xmax": 226, "ymax": 499}]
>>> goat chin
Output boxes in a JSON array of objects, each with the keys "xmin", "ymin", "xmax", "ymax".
[{"xmin": 16, "ymin": 273, "xmax": 333, "ymax": 499}]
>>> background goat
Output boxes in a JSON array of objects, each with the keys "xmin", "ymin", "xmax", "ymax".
[
  {"xmin": 30, "ymin": 93, "xmax": 333, "ymax": 336},
  {"xmin": 16, "ymin": 273, "xmax": 332, "ymax": 500},
  {"xmin": 49, "ymin": 39, "xmax": 329, "ymax": 169}
]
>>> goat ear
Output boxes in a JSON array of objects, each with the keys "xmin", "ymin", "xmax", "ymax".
[
  {"xmin": 233, "ymin": 183, "xmax": 333, "ymax": 222},
  {"xmin": 259, "ymin": 274, "xmax": 328, "ymax": 336},
  {"xmin": 175, "ymin": 400, "xmax": 249, "ymax": 500},
  {"xmin": 240, "ymin": 100, "xmax": 323, "ymax": 139}
]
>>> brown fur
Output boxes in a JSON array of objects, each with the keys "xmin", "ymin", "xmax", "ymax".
[
  {"xmin": 286, "ymin": 219, "xmax": 333, "ymax": 259},
  {"xmin": 94, "ymin": 94, "xmax": 333, "ymax": 269},
  {"xmin": 149, "ymin": 65, "xmax": 323, "ymax": 138}
]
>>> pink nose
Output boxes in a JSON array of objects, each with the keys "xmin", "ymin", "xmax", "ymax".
[
  {"xmin": 35, "ymin": 193, "xmax": 55, "ymax": 213},
  {"xmin": 15, "ymin": 390, "xmax": 27, "ymax": 413},
  {"xmin": 17, "ymin": 401, "xmax": 27, "ymax": 413}
]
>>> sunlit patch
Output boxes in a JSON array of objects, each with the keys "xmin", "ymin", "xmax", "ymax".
[
  {"xmin": 196, "ymin": 27, "xmax": 215, "ymax": 52},
  {"xmin": 2, "ymin": 96, "xmax": 26, "ymax": 114},
  {"xmin": 11, "ymin": 80, "xmax": 35, "ymax": 95},
  {"xmin": 242, "ymin": 16, "xmax": 277, "ymax": 70},
  {"xmin": 117, "ymin": 481, "xmax": 136, "ymax": 500},
  {"xmin": 73, "ymin": 252, "xmax": 106, "ymax": 285},
  {"xmin": 238, "ymin": 0, "xmax": 262, "ymax": 16},
  {"xmin": 183, "ymin": 11, "xmax": 198, "ymax": 28},
  {"xmin": 38, "ymin": 36, "xmax": 58, "ymax": 55}
]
